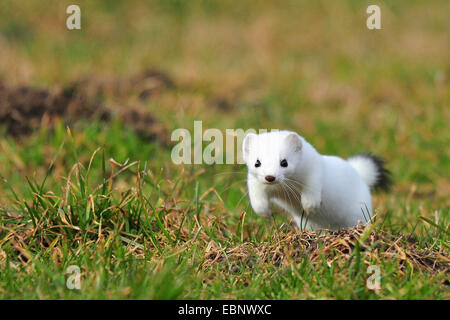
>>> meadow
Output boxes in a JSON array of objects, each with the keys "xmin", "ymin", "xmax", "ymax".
[{"xmin": 0, "ymin": 0, "xmax": 448, "ymax": 299}]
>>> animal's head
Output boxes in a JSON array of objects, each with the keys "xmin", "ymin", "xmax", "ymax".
[{"xmin": 242, "ymin": 131, "xmax": 303, "ymax": 185}]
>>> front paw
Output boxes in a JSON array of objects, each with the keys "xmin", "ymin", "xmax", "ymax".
[
  {"xmin": 251, "ymin": 200, "xmax": 272, "ymax": 218},
  {"xmin": 301, "ymin": 194, "xmax": 321, "ymax": 215},
  {"xmin": 253, "ymin": 206, "xmax": 272, "ymax": 218}
]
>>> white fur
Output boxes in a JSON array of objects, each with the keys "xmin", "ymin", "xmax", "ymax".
[
  {"xmin": 347, "ymin": 156, "xmax": 378, "ymax": 188},
  {"xmin": 242, "ymin": 131, "xmax": 375, "ymax": 230}
]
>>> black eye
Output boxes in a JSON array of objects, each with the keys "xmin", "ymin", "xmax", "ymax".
[
  {"xmin": 280, "ymin": 159, "xmax": 288, "ymax": 167},
  {"xmin": 255, "ymin": 160, "xmax": 261, "ymax": 168}
]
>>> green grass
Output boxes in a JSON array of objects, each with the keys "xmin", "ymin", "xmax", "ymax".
[
  {"xmin": 0, "ymin": 123, "xmax": 447, "ymax": 299},
  {"xmin": 0, "ymin": 0, "xmax": 449, "ymax": 299}
]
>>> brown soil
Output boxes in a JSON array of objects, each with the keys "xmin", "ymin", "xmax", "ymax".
[{"xmin": 0, "ymin": 69, "xmax": 173, "ymax": 144}]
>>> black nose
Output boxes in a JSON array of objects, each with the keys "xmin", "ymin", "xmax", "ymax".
[{"xmin": 265, "ymin": 175, "xmax": 275, "ymax": 183}]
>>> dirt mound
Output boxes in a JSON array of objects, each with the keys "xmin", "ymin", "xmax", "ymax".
[
  {"xmin": 203, "ymin": 224, "xmax": 450, "ymax": 275},
  {"xmin": 0, "ymin": 69, "xmax": 172, "ymax": 143},
  {"xmin": 69, "ymin": 69, "xmax": 174, "ymax": 103},
  {"xmin": 0, "ymin": 82, "xmax": 110, "ymax": 136}
]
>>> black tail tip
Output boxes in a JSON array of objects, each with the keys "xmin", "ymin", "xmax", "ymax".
[{"xmin": 358, "ymin": 152, "xmax": 393, "ymax": 192}]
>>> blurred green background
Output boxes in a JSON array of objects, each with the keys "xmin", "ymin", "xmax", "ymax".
[
  {"xmin": 1, "ymin": 0, "xmax": 448, "ymax": 207},
  {"xmin": 0, "ymin": 0, "xmax": 448, "ymax": 299}
]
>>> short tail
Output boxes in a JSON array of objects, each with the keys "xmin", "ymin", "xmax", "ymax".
[{"xmin": 347, "ymin": 152, "xmax": 392, "ymax": 191}]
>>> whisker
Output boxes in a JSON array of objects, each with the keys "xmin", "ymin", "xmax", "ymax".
[
  {"xmin": 280, "ymin": 182, "xmax": 296, "ymax": 216},
  {"xmin": 283, "ymin": 177, "xmax": 318, "ymax": 193},
  {"xmin": 283, "ymin": 180, "xmax": 302, "ymax": 204},
  {"xmin": 215, "ymin": 179, "xmax": 248, "ymax": 195},
  {"xmin": 234, "ymin": 190, "xmax": 249, "ymax": 209}
]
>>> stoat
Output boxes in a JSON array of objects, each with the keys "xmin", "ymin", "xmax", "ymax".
[{"xmin": 242, "ymin": 131, "xmax": 392, "ymax": 230}]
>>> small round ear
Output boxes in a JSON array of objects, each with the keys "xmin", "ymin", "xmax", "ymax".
[
  {"xmin": 284, "ymin": 133, "xmax": 302, "ymax": 152},
  {"xmin": 242, "ymin": 133, "xmax": 257, "ymax": 164}
]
